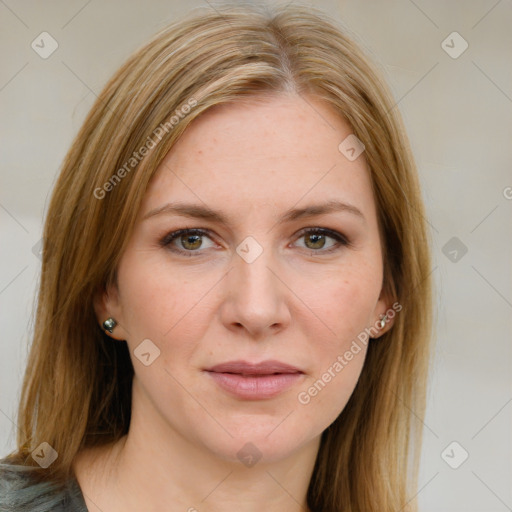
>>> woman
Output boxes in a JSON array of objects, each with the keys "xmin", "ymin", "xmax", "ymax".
[{"xmin": 0, "ymin": 3, "xmax": 434, "ymax": 511}]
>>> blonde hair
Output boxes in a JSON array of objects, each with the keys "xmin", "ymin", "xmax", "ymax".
[{"xmin": 5, "ymin": 3, "xmax": 434, "ymax": 511}]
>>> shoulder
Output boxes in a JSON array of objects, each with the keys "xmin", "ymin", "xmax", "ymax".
[{"xmin": 0, "ymin": 459, "xmax": 86, "ymax": 512}]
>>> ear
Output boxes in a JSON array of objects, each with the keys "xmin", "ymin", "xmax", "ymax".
[
  {"xmin": 93, "ymin": 282, "xmax": 128, "ymax": 341},
  {"xmin": 371, "ymin": 287, "xmax": 399, "ymax": 339}
]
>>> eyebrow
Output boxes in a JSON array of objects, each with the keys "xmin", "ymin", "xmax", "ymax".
[{"xmin": 142, "ymin": 199, "xmax": 366, "ymax": 225}]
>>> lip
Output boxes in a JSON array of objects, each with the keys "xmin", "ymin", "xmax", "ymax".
[
  {"xmin": 205, "ymin": 359, "xmax": 303, "ymax": 375},
  {"xmin": 204, "ymin": 360, "xmax": 304, "ymax": 400}
]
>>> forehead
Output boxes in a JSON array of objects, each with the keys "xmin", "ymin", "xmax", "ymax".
[{"xmin": 140, "ymin": 93, "xmax": 378, "ymax": 226}]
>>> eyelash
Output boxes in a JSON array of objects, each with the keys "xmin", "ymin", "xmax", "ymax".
[{"xmin": 159, "ymin": 227, "xmax": 350, "ymax": 257}]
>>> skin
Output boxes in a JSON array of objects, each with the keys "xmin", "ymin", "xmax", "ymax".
[{"xmin": 73, "ymin": 92, "xmax": 395, "ymax": 512}]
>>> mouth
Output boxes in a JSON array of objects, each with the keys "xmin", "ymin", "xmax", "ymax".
[{"xmin": 203, "ymin": 360, "xmax": 304, "ymax": 400}]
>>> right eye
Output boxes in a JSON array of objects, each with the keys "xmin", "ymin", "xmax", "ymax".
[{"xmin": 160, "ymin": 228, "xmax": 217, "ymax": 256}]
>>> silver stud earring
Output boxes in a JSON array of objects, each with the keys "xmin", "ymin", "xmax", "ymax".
[
  {"xmin": 378, "ymin": 314, "xmax": 387, "ymax": 329},
  {"xmin": 102, "ymin": 317, "xmax": 117, "ymax": 333}
]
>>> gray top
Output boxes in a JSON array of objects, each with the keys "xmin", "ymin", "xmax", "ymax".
[{"xmin": 0, "ymin": 461, "xmax": 88, "ymax": 512}]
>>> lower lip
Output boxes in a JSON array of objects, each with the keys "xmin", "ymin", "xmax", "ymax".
[{"xmin": 205, "ymin": 371, "xmax": 303, "ymax": 399}]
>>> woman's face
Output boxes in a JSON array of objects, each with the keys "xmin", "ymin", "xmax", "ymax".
[{"xmin": 97, "ymin": 93, "xmax": 394, "ymax": 464}]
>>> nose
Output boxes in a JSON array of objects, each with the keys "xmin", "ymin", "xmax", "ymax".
[{"xmin": 219, "ymin": 243, "xmax": 291, "ymax": 339}]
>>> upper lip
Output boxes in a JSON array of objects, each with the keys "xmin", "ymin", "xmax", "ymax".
[{"xmin": 205, "ymin": 360, "xmax": 303, "ymax": 375}]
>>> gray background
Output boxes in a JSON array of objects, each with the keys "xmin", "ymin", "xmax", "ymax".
[{"xmin": 1, "ymin": 1, "xmax": 511, "ymax": 510}]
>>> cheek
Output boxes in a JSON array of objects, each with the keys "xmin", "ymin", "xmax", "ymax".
[
  {"xmin": 296, "ymin": 277, "xmax": 373, "ymax": 424},
  {"xmin": 298, "ymin": 260, "xmax": 382, "ymax": 344},
  {"xmin": 292, "ymin": 261, "xmax": 379, "ymax": 414},
  {"xmin": 116, "ymin": 251, "xmax": 222, "ymax": 378},
  {"xmin": 116, "ymin": 252, "xmax": 191, "ymax": 342}
]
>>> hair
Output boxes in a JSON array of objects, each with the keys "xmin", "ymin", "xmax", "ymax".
[{"xmin": 3, "ymin": 3, "xmax": 434, "ymax": 511}]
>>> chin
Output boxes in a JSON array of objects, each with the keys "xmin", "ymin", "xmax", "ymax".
[{"xmin": 199, "ymin": 420, "xmax": 315, "ymax": 467}]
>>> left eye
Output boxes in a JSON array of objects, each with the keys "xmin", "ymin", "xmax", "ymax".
[
  {"xmin": 293, "ymin": 228, "xmax": 348, "ymax": 253},
  {"xmin": 160, "ymin": 228, "xmax": 349, "ymax": 256}
]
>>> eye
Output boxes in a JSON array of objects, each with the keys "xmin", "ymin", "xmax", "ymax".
[
  {"xmin": 160, "ymin": 228, "xmax": 216, "ymax": 256},
  {"xmin": 292, "ymin": 228, "xmax": 350, "ymax": 254},
  {"xmin": 160, "ymin": 227, "xmax": 350, "ymax": 257}
]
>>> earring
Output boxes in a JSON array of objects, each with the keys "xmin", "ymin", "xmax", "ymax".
[
  {"xmin": 378, "ymin": 314, "xmax": 387, "ymax": 329},
  {"xmin": 102, "ymin": 317, "xmax": 117, "ymax": 333}
]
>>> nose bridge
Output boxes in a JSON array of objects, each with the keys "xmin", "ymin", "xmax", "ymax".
[
  {"xmin": 232, "ymin": 237, "xmax": 280, "ymax": 302},
  {"xmin": 221, "ymin": 236, "xmax": 289, "ymax": 334}
]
